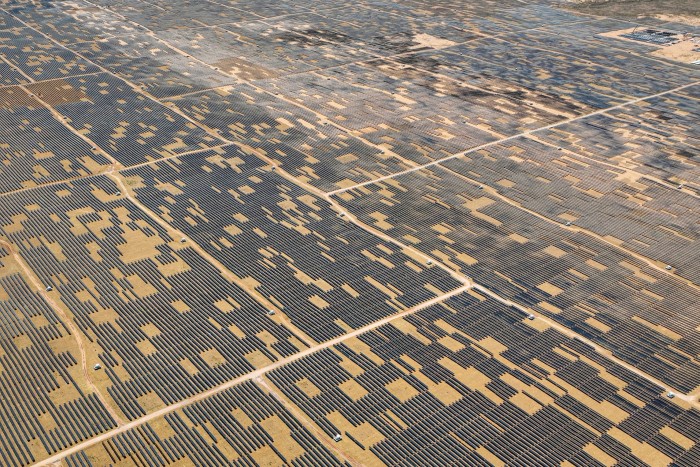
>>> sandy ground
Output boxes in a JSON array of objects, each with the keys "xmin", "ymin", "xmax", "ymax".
[
  {"xmin": 567, "ymin": 0, "xmax": 700, "ymax": 24},
  {"xmin": 599, "ymin": 27, "xmax": 700, "ymax": 63},
  {"xmin": 651, "ymin": 37, "xmax": 700, "ymax": 62},
  {"xmin": 655, "ymin": 13, "xmax": 700, "ymax": 26}
]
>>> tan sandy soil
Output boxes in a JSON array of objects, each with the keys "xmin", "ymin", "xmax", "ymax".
[
  {"xmin": 655, "ymin": 13, "xmax": 700, "ymax": 26},
  {"xmin": 651, "ymin": 37, "xmax": 700, "ymax": 62}
]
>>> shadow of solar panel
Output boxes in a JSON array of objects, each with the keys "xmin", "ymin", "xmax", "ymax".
[
  {"xmin": 333, "ymin": 165, "xmax": 700, "ymax": 392},
  {"xmin": 0, "ymin": 247, "xmax": 116, "ymax": 467},
  {"xmin": 267, "ymin": 292, "xmax": 699, "ymax": 466},
  {"xmin": 0, "ymin": 176, "xmax": 306, "ymax": 421},
  {"xmin": 440, "ymin": 43, "xmax": 644, "ymax": 107},
  {"xmin": 65, "ymin": 381, "xmax": 349, "ymax": 466},
  {"xmin": 123, "ymin": 146, "xmax": 462, "ymax": 342},
  {"xmin": 0, "ymin": 85, "xmax": 112, "ymax": 194},
  {"xmin": 681, "ymin": 84, "xmax": 700, "ymax": 100},
  {"xmin": 25, "ymin": 73, "xmax": 220, "ymax": 167},
  {"xmin": 622, "ymin": 30, "xmax": 679, "ymax": 45}
]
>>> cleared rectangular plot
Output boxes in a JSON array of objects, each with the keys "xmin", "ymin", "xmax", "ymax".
[
  {"xmin": 63, "ymin": 380, "xmax": 347, "ymax": 466},
  {"xmin": 441, "ymin": 137, "xmax": 700, "ymax": 287},
  {"xmin": 0, "ymin": 177, "xmax": 306, "ymax": 421},
  {"xmin": 25, "ymin": 73, "xmax": 220, "ymax": 167},
  {"xmin": 0, "ymin": 85, "xmax": 112, "ymax": 194},
  {"xmin": 0, "ymin": 247, "xmax": 116, "ymax": 467},
  {"xmin": 268, "ymin": 293, "xmax": 699, "ymax": 466},
  {"xmin": 333, "ymin": 166, "xmax": 700, "ymax": 392},
  {"xmin": 166, "ymin": 85, "xmax": 414, "ymax": 191},
  {"xmin": 123, "ymin": 146, "xmax": 463, "ymax": 342}
]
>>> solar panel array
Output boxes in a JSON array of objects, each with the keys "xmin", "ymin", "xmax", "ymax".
[
  {"xmin": 65, "ymin": 381, "xmax": 349, "ymax": 466},
  {"xmin": 267, "ymin": 293, "xmax": 700, "ymax": 466},
  {"xmin": 123, "ymin": 146, "xmax": 462, "ymax": 342},
  {"xmin": 0, "ymin": 177, "xmax": 309, "ymax": 421},
  {"xmin": 0, "ymin": 246, "xmax": 116, "ymax": 466},
  {"xmin": 335, "ymin": 164, "xmax": 700, "ymax": 392},
  {"xmin": 0, "ymin": 85, "xmax": 112, "ymax": 193},
  {"xmin": 0, "ymin": 0, "xmax": 697, "ymax": 465},
  {"xmin": 164, "ymin": 85, "xmax": 409, "ymax": 192}
]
